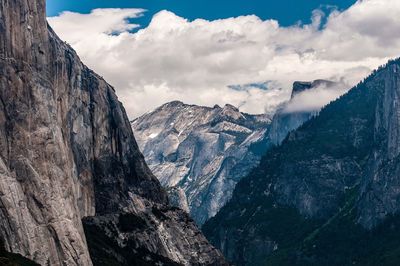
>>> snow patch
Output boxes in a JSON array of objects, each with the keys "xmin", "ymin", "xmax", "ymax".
[{"xmin": 149, "ymin": 133, "xmax": 159, "ymax": 139}]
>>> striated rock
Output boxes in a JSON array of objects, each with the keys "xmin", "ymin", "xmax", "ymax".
[
  {"xmin": 132, "ymin": 101, "xmax": 272, "ymax": 225},
  {"xmin": 357, "ymin": 62, "xmax": 400, "ymax": 228},
  {"xmin": 0, "ymin": 0, "xmax": 227, "ymax": 265},
  {"xmin": 204, "ymin": 59, "xmax": 400, "ymax": 265},
  {"xmin": 0, "ymin": 1, "xmax": 95, "ymax": 264}
]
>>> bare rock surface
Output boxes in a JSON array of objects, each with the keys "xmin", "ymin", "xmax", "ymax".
[
  {"xmin": 166, "ymin": 187, "xmax": 190, "ymax": 213},
  {"xmin": 132, "ymin": 102, "xmax": 272, "ymax": 225},
  {"xmin": 0, "ymin": 0, "xmax": 227, "ymax": 265}
]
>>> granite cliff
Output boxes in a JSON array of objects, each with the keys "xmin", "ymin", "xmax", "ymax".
[{"xmin": 0, "ymin": 0, "xmax": 227, "ymax": 265}]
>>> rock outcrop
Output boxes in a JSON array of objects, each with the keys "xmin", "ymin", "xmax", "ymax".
[
  {"xmin": 0, "ymin": 0, "xmax": 227, "ymax": 265},
  {"xmin": 291, "ymin": 80, "xmax": 337, "ymax": 97},
  {"xmin": 203, "ymin": 59, "xmax": 400, "ymax": 265}
]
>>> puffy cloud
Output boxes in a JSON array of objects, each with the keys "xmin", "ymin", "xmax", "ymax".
[
  {"xmin": 283, "ymin": 82, "xmax": 349, "ymax": 113},
  {"xmin": 48, "ymin": 0, "xmax": 400, "ymax": 118}
]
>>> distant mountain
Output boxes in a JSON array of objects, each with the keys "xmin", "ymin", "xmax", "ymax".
[
  {"xmin": 132, "ymin": 80, "xmax": 336, "ymax": 225},
  {"xmin": 203, "ymin": 59, "xmax": 400, "ymax": 266},
  {"xmin": 268, "ymin": 79, "xmax": 341, "ymax": 146},
  {"xmin": 132, "ymin": 102, "xmax": 272, "ymax": 225}
]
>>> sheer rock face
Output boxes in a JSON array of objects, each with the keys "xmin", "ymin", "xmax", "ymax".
[
  {"xmin": 358, "ymin": 63, "xmax": 400, "ymax": 228},
  {"xmin": 203, "ymin": 60, "xmax": 400, "ymax": 265},
  {"xmin": 0, "ymin": 1, "xmax": 226, "ymax": 265}
]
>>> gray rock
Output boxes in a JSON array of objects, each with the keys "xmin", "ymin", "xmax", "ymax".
[
  {"xmin": 132, "ymin": 101, "xmax": 272, "ymax": 225},
  {"xmin": 83, "ymin": 194, "xmax": 227, "ymax": 266},
  {"xmin": 167, "ymin": 187, "xmax": 190, "ymax": 213},
  {"xmin": 0, "ymin": 1, "xmax": 227, "ymax": 265}
]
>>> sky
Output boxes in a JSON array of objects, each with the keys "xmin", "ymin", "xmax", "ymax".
[
  {"xmin": 47, "ymin": 0, "xmax": 400, "ymax": 119},
  {"xmin": 47, "ymin": 0, "xmax": 356, "ymax": 28}
]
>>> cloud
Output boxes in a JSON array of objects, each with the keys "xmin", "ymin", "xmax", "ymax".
[
  {"xmin": 48, "ymin": 0, "xmax": 400, "ymax": 118},
  {"xmin": 283, "ymin": 82, "xmax": 348, "ymax": 113}
]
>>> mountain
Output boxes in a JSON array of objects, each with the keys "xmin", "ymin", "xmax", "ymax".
[
  {"xmin": 203, "ymin": 59, "xmax": 400, "ymax": 265},
  {"xmin": 131, "ymin": 81, "xmax": 335, "ymax": 225},
  {"xmin": 267, "ymin": 80, "xmax": 339, "ymax": 146},
  {"xmin": 0, "ymin": 1, "xmax": 227, "ymax": 265},
  {"xmin": 132, "ymin": 101, "xmax": 272, "ymax": 225}
]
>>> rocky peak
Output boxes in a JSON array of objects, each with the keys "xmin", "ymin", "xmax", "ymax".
[
  {"xmin": 268, "ymin": 80, "xmax": 339, "ymax": 146},
  {"xmin": 291, "ymin": 81, "xmax": 312, "ymax": 97},
  {"xmin": 162, "ymin": 100, "xmax": 185, "ymax": 109},
  {"xmin": 132, "ymin": 101, "xmax": 271, "ymax": 225},
  {"xmin": 220, "ymin": 104, "xmax": 243, "ymax": 120},
  {"xmin": 223, "ymin": 103, "xmax": 239, "ymax": 112},
  {"xmin": 291, "ymin": 79, "xmax": 337, "ymax": 98}
]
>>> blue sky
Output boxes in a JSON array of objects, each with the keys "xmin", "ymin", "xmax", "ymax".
[{"xmin": 47, "ymin": 0, "xmax": 356, "ymax": 27}]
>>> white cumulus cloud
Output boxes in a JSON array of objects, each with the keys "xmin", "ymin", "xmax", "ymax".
[
  {"xmin": 283, "ymin": 82, "xmax": 349, "ymax": 113},
  {"xmin": 48, "ymin": 0, "xmax": 400, "ymax": 118}
]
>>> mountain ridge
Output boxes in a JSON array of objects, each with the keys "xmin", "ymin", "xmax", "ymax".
[
  {"xmin": 203, "ymin": 58, "xmax": 400, "ymax": 266},
  {"xmin": 132, "ymin": 100, "xmax": 272, "ymax": 225}
]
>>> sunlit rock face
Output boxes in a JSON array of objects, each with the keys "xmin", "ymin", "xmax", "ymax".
[
  {"xmin": 132, "ymin": 101, "xmax": 273, "ymax": 225},
  {"xmin": 0, "ymin": 1, "xmax": 227, "ymax": 265}
]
